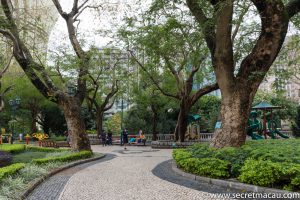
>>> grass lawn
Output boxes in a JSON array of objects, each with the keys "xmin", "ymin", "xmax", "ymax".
[{"xmin": 12, "ymin": 151, "xmax": 48, "ymax": 163}]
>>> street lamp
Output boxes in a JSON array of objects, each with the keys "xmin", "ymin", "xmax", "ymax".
[{"xmin": 8, "ymin": 97, "xmax": 21, "ymax": 144}]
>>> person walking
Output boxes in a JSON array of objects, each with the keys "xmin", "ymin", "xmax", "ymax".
[{"xmin": 122, "ymin": 128, "xmax": 128, "ymax": 150}]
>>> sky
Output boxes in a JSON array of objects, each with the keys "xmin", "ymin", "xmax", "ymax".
[{"xmin": 47, "ymin": 0, "xmax": 152, "ymax": 54}]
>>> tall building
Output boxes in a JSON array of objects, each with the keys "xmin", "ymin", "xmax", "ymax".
[{"xmin": 259, "ymin": 36, "xmax": 300, "ymax": 104}]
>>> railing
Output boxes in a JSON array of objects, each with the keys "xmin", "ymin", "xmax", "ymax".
[
  {"xmin": 88, "ymin": 131, "xmax": 293, "ymax": 145},
  {"xmin": 280, "ymin": 130, "xmax": 293, "ymax": 138},
  {"xmin": 145, "ymin": 133, "xmax": 214, "ymax": 142}
]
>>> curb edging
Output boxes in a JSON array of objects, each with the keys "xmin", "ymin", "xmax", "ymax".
[
  {"xmin": 21, "ymin": 154, "xmax": 106, "ymax": 200},
  {"xmin": 171, "ymin": 162, "xmax": 290, "ymax": 194}
]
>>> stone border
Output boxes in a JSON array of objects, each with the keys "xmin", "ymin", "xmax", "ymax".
[
  {"xmin": 171, "ymin": 162, "xmax": 289, "ymax": 194},
  {"xmin": 21, "ymin": 154, "xmax": 106, "ymax": 200}
]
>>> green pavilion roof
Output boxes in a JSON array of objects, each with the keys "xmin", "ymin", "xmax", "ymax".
[
  {"xmin": 188, "ymin": 114, "xmax": 201, "ymax": 123},
  {"xmin": 252, "ymin": 101, "xmax": 281, "ymax": 110}
]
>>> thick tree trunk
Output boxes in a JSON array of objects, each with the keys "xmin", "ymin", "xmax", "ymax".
[
  {"xmin": 174, "ymin": 99, "xmax": 191, "ymax": 142},
  {"xmin": 96, "ymin": 111, "xmax": 104, "ymax": 138},
  {"xmin": 151, "ymin": 105, "xmax": 158, "ymax": 141},
  {"xmin": 59, "ymin": 97, "xmax": 91, "ymax": 151},
  {"xmin": 210, "ymin": 86, "xmax": 256, "ymax": 148}
]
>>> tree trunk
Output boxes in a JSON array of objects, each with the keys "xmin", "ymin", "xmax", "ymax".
[
  {"xmin": 59, "ymin": 97, "xmax": 91, "ymax": 151},
  {"xmin": 96, "ymin": 111, "xmax": 104, "ymax": 138},
  {"xmin": 151, "ymin": 105, "xmax": 158, "ymax": 141},
  {"xmin": 210, "ymin": 86, "xmax": 255, "ymax": 148},
  {"xmin": 31, "ymin": 119, "xmax": 37, "ymax": 134},
  {"xmin": 174, "ymin": 99, "xmax": 191, "ymax": 142},
  {"xmin": 30, "ymin": 106, "xmax": 38, "ymax": 134}
]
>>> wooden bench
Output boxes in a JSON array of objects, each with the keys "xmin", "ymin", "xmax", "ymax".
[
  {"xmin": 41, "ymin": 140, "xmax": 58, "ymax": 148},
  {"xmin": 41, "ymin": 140, "xmax": 70, "ymax": 148}
]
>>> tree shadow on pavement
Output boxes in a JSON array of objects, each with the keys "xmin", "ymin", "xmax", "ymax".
[{"xmin": 152, "ymin": 160, "xmax": 243, "ymax": 197}]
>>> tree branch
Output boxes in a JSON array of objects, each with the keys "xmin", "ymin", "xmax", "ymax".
[
  {"xmin": 129, "ymin": 50, "xmax": 180, "ymax": 100},
  {"xmin": 191, "ymin": 83, "xmax": 219, "ymax": 105},
  {"xmin": 186, "ymin": 0, "xmax": 216, "ymax": 55},
  {"xmin": 0, "ymin": 0, "xmax": 57, "ymax": 100},
  {"xmin": 100, "ymin": 80, "xmax": 118, "ymax": 110},
  {"xmin": 286, "ymin": 0, "xmax": 300, "ymax": 19},
  {"xmin": 237, "ymin": 0, "xmax": 289, "ymax": 85},
  {"xmin": 103, "ymin": 97, "xmax": 116, "ymax": 112},
  {"xmin": 231, "ymin": 4, "xmax": 250, "ymax": 42},
  {"xmin": 0, "ymin": 53, "xmax": 13, "ymax": 78},
  {"xmin": 52, "ymin": 0, "xmax": 68, "ymax": 18}
]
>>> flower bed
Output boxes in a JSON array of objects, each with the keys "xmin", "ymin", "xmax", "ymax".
[
  {"xmin": 173, "ymin": 139, "xmax": 300, "ymax": 191},
  {"xmin": 0, "ymin": 145, "xmax": 95, "ymax": 199}
]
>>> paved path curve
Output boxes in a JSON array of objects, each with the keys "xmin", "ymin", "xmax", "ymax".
[{"xmin": 27, "ymin": 146, "xmax": 236, "ymax": 200}]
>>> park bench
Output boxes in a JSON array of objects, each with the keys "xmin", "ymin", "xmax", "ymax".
[
  {"xmin": 41, "ymin": 140, "xmax": 70, "ymax": 148},
  {"xmin": 111, "ymin": 135, "xmax": 147, "ymax": 145}
]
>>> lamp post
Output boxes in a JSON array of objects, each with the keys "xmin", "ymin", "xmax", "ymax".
[{"xmin": 8, "ymin": 97, "xmax": 21, "ymax": 144}]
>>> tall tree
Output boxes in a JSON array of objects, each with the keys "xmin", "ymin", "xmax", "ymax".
[
  {"xmin": 86, "ymin": 48, "xmax": 123, "ymax": 137},
  {"xmin": 0, "ymin": 54, "xmax": 13, "ymax": 112},
  {"xmin": 185, "ymin": 0, "xmax": 300, "ymax": 148},
  {"xmin": 122, "ymin": 2, "xmax": 218, "ymax": 142},
  {"xmin": 0, "ymin": 0, "xmax": 92, "ymax": 150}
]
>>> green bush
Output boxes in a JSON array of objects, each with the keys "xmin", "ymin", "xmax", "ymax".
[
  {"xmin": 238, "ymin": 159, "xmax": 284, "ymax": 187},
  {"xmin": 188, "ymin": 143, "xmax": 215, "ymax": 159},
  {"xmin": 172, "ymin": 149, "xmax": 192, "ymax": 167},
  {"xmin": 26, "ymin": 146, "xmax": 70, "ymax": 152},
  {"xmin": 181, "ymin": 157, "xmax": 230, "ymax": 178},
  {"xmin": 212, "ymin": 147, "xmax": 248, "ymax": 177},
  {"xmin": 0, "ymin": 144, "xmax": 25, "ymax": 154},
  {"xmin": 51, "ymin": 135, "xmax": 66, "ymax": 141},
  {"xmin": 0, "ymin": 163, "xmax": 25, "ymax": 180},
  {"xmin": 173, "ymin": 140, "xmax": 300, "ymax": 191},
  {"xmin": 32, "ymin": 150, "xmax": 93, "ymax": 165}
]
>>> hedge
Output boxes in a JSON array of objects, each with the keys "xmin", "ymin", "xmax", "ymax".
[
  {"xmin": 0, "ymin": 144, "xmax": 26, "ymax": 154},
  {"xmin": 238, "ymin": 159, "xmax": 300, "ymax": 190},
  {"xmin": 172, "ymin": 140, "xmax": 300, "ymax": 191},
  {"xmin": 26, "ymin": 146, "xmax": 70, "ymax": 152},
  {"xmin": 32, "ymin": 150, "xmax": 93, "ymax": 165},
  {"xmin": 0, "ymin": 163, "xmax": 25, "ymax": 180},
  {"xmin": 173, "ymin": 149, "xmax": 230, "ymax": 178}
]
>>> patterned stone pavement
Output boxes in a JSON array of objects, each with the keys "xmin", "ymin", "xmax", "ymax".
[{"xmin": 26, "ymin": 145, "xmax": 237, "ymax": 200}]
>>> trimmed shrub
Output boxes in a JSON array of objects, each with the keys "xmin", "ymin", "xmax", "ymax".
[
  {"xmin": 26, "ymin": 146, "xmax": 70, "ymax": 152},
  {"xmin": 0, "ymin": 144, "xmax": 25, "ymax": 154},
  {"xmin": 212, "ymin": 147, "xmax": 248, "ymax": 177},
  {"xmin": 0, "ymin": 163, "xmax": 25, "ymax": 180},
  {"xmin": 238, "ymin": 159, "xmax": 284, "ymax": 187},
  {"xmin": 0, "ymin": 151, "xmax": 12, "ymax": 167},
  {"xmin": 32, "ymin": 150, "xmax": 93, "ymax": 165},
  {"xmin": 172, "ymin": 149, "xmax": 192, "ymax": 167},
  {"xmin": 188, "ymin": 143, "xmax": 215, "ymax": 159},
  {"xmin": 181, "ymin": 157, "xmax": 230, "ymax": 178}
]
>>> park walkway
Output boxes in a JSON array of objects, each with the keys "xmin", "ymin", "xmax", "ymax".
[{"xmin": 27, "ymin": 146, "xmax": 235, "ymax": 200}]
